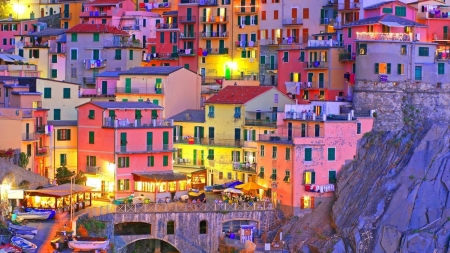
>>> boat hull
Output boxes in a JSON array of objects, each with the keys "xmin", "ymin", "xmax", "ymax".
[
  {"xmin": 68, "ymin": 240, "xmax": 109, "ymax": 250},
  {"xmin": 8, "ymin": 223, "xmax": 37, "ymax": 232},
  {"xmin": 15, "ymin": 212, "xmax": 51, "ymax": 220},
  {"xmin": 11, "ymin": 236, "xmax": 37, "ymax": 253},
  {"xmin": 14, "ymin": 230, "xmax": 37, "ymax": 240}
]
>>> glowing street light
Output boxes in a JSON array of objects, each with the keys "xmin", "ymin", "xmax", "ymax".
[{"xmin": 13, "ymin": 4, "xmax": 25, "ymax": 19}]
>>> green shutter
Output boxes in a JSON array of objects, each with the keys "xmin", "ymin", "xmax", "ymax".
[
  {"xmin": 163, "ymin": 155, "xmax": 168, "ymax": 166},
  {"xmin": 387, "ymin": 63, "xmax": 391, "ymax": 74},
  {"xmin": 93, "ymin": 33, "xmax": 99, "ymax": 41},
  {"xmin": 71, "ymin": 33, "xmax": 77, "ymax": 42},
  {"xmin": 44, "ymin": 88, "xmax": 51, "ymax": 98},
  {"xmin": 63, "ymin": 88, "xmax": 70, "ymax": 98},
  {"xmin": 243, "ymin": 130, "xmax": 247, "ymax": 140},
  {"xmin": 260, "ymin": 56, "xmax": 266, "ymax": 64},
  {"xmin": 125, "ymin": 78, "xmax": 131, "ymax": 93},
  {"xmin": 67, "ymin": 129, "xmax": 71, "ymax": 140},
  {"xmin": 438, "ymin": 63, "xmax": 445, "ymax": 75},
  {"xmin": 163, "ymin": 131, "xmax": 169, "ymax": 145},
  {"xmin": 89, "ymin": 131, "xmax": 94, "ymax": 144},
  {"xmin": 347, "ymin": 28, "xmax": 352, "ymax": 38},
  {"xmin": 160, "ymin": 32, "xmax": 165, "ymax": 43},
  {"xmin": 147, "ymin": 132, "xmax": 153, "ymax": 146},
  {"xmin": 328, "ymin": 148, "xmax": 335, "ymax": 160},
  {"xmin": 311, "ymin": 171, "xmax": 316, "ymax": 184},
  {"xmin": 329, "ymin": 171, "xmax": 336, "ymax": 183},
  {"xmin": 125, "ymin": 157, "xmax": 130, "ymax": 167},
  {"xmin": 120, "ymin": 132, "xmax": 127, "ymax": 146},
  {"xmin": 305, "ymin": 148, "xmax": 312, "ymax": 161},
  {"xmin": 54, "ymin": 109, "xmax": 61, "ymax": 120},
  {"xmin": 57, "ymin": 129, "xmax": 61, "ymax": 140},
  {"xmin": 357, "ymin": 122, "xmax": 361, "ymax": 134},
  {"xmin": 397, "ymin": 64, "xmax": 401, "ymax": 75},
  {"xmin": 71, "ymin": 49, "xmax": 77, "ymax": 60},
  {"xmin": 51, "ymin": 55, "xmax": 57, "ymax": 63},
  {"xmin": 375, "ymin": 63, "xmax": 379, "ymax": 74},
  {"xmin": 149, "ymin": 156, "xmax": 154, "ymax": 166},
  {"xmin": 252, "ymin": 130, "xmax": 256, "ymax": 141}
]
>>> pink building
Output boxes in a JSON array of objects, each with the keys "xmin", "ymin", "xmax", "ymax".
[
  {"xmin": 80, "ymin": 0, "xmax": 136, "ymax": 25},
  {"xmin": 0, "ymin": 19, "xmax": 37, "ymax": 52},
  {"xmin": 256, "ymin": 101, "xmax": 374, "ymax": 215},
  {"xmin": 80, "ymin": 71, "xmax": 119, "ymax": 97},
  {"xmin": 76, "ymin": 101, "xmax": 188, "ymax": 201}
]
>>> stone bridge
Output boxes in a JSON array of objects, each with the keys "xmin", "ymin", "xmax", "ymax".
[{"xmin": 84, "ymin": 202, "xmax": 277, "ymax": 253}]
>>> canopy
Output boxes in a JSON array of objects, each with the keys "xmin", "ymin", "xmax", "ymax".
[
  {"xmin": 224, "ymin": 188, "xmax": 243, "ymax": 194},
  {"xmin": 6, "ymin": 54, "xmax": 29, "ymax": 62},
  {"xmin": 379, "ymin": 21, "xmax": 405, "ymax": 27},
  {"xmin": 25, "ymin": 184, "xmax": 94, "ymax": 198},
  {"xmin": 235, "ymin": 182, "xmax": 267, "ymax": 191},
  {"xmin": 224, "ymin": 180, "xmax": 243, "ymax": 188},
  {"xmin": 0, "ymin": 54, "xmax": 14, "ymax": 62}
]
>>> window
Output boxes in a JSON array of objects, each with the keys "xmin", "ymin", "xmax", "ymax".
[
  {"xmin": 24, "ymin": 24, "xmax": 28, "ymax": 31},
  {"xmin": 44, "ymin": 87, "xmax": 51, "ymax": 98},
  {"xmin": 285, "ymin": 147, "xmax": 290, "ymax": 160},
  {"xmin": 57, "ymin": 129, "xmax": 71, "ymax": 141},
  {"xmin": 71, "ymin": 33, "xmax": 78, "ymax": 42},
  {"xmin": 305, "ymin": 147, "xmax": 312, "ymax": 161},
  {"xmin": 51, "ymin": 55, "xmax": 57, "ymax": 63},
  {"xmin": 358, "ymin": 43, "xmax": 367, "ymax": 55},
  {"xmin": 262, "ymin": 11, "xmax": 266, "ymax": 20},
  {"xmin": 328, "ymin": 147, "xmax": 335, "ymax": 161},
  {"xmin": 54, "ymin": 109, "xmax": 61, "ymax": 120},
  {"xmin": 400, "ymin": 45, "xmax": 407, "ymax": 55},
  {"xmin": 415, "ymin": 66, "xmax": 422, "ymax": 81},
  {"xmin": 382, "ymin": 7, "xmax": 392, "ymax": 13},
  {"xmin": 208, "ymin": 106, "xmax": 214, "ymax": 118},
  {"xmin": 129, "ymin": 50, "xmax": 134, "ymax": 60},
  {"xmin": 347, "ymin": 28, "xmax": 352, "ymax": 38},
  {"xmin": 374, "ymin": 63, "xmax": 391, "ymax": 74},
  {"xmin": 232, "ymin": 151, "xmax": 240, "ymax": 162},
  {"xmin": 227, "ymin": 172, "xmax": 232, "ymax": 180},
  {"xmin": 60, "ymin": 154, "xmax": 67, "ymax": 166},
  {"xmin": 2, "ymin": 38, "xmax": 6, "ymax": 45},
  {"xmin": 395, "ymin": 6, "xmax": 406, "ymax": 17},
  {"xmin": 438, "ymin": 63, "xmax": 445, "ymax": 75},
  {"xmin": 219, "ymin": 172, "xmax": 223, "ymax": 180},
  {"xmin": 270, "ymin": 168, "xmax": 277, "ymax": 180},
  {"xmin": 234, "ymin": 107, "xmax": 241, "ymax": 118},
  {"xmin": 272, "ymin": 146, "xmax": 277, "ymax": 159},
  {"xmin": 303, "ymin": 8, "xmax": 309, "ymax": 19},
  {"xmin": 357, "ymin": 122, "xmax": 362, "ymax": 134},
  {"xmin": 303, "ymin": 171, "xmax": 315, "ymax": 184},
  {"xmin": 260, "ymin": 145, "xmax": 265, "ymax": 156},
  {"xmin": 163, "ymin": 155, "xmax": 169, "ymax": 166},
  {"xmin": 93, "ymin": 33, "xmax": 99, "ymax": 42},
  {"xmin": 89, "ymin": 131, "xmax": 95, "ymax": 144},
  {"xmin": 329, "ymin": 170, "xmax": 337, "ymax": 183},
  {"xmin": 160, "ymin": 32, "xmax": 165, "ymax": 43},
  {"xmin": 117, "ymin": 179, "xmax": 130, "ymax": 191},
  {"xmin": 87, "ymin": 156, "xmax": 97, "ymax": 166},
  {"xmin": 27, "ymin": 144, "xmax": 31, "ymax": 157},
  {"xmin": 63, "ymin": 88, "xmax": 70, "ymax": 99},
  {"xmin": 201, "ymin": 57, "xmax": 206, "ymax": 64},
  {"xmin": 283, "ymin": 170, "xmax": 290, "ymax": 182},
  {"xmin": 418, "ymin": 47, "xmax": 429, "ymax": 56},
  {"xmin": 274, "ymin": 10, "xmax": 278, "ymax": 19},
  {"xmin": 148, "ymin": 156, "xmax": 154, "ymax": 167},
  {"xmin": 208, "ymin": 149, "xmax": 214, "ymax": 160},
  {"xmin": 396, "ymin": 64, "xmax": 404, "ymax": 75},
  {"xmin": 115, "ymin": 49, "xmax": 122, "ymax": 60},
  {"xmin": 258, "ymin": 167, "xmax": 264, "ymax": 178},
  {"xmin": 199, "ymin": 220, "xmax": 207, "ymax": 234},
  {"xmin": 300, "ymin": 51, "xmax": 305, "ymax": 62},
  {"xmin": 70, "ymin": 49, "xmax": 77, "ymax": 60},
  {"xmin": 71, "ymin": 67, "xmax": 77, "ymax": 78},
  {"xmin": 283, "ymin": 51, "xmax": 289, "ymax": 62},
  {"xmin": 51, "ymin": 69, "xmax": 57, "ymax": 78},
  {"xmin": 88, "ymin": 110, "xmax": 95, "ymax": 119},
  {"xmin": 118, "ymin": 157, "xmax": 130, "ymax": 168}
]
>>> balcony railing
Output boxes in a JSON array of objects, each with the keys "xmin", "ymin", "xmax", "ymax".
[
  {"xmin": 260, "ymin": 64, "xmax": 278, "ymax": 70},
  {"xmin": 180, "ymin": 32, "xmax": 196, "ymax": 39},
  {"xmin": 116, "ymin": 144, "xmax": 174, "ymax": 153},
  {"xmin": 60, "ymin": 13, "xmax": 72, "ymax": 19},
  {"xmin": 22, "ymin": 133, "xmax": 39, "ymax": 141},
  {"xmin": 173, "ymin": 136, "xmax": 244, "ymax": 147},
  {"xmin": 235, "ymin": 6, "xmax": 258, "ymax": 14},
  {"xmin": 304, "ymin": 61, "xmax": 328, "ymax": 69},
  {"xmin": 356, "ymin": 32, "xmax": 412, "ymax": 42},
  {"xmin": 338, "ymin": 52, "xmax": 355, "ymax": 62},
  {"xmin": 201, "ymin": 31, "xmax": 228, "ymax": 38},
  {"xmin": 235, "ymin": 41, "xmax": 257, "ymax": 48},
  {"xmin": 83, "ymin": 77, "xmax": 96, "ymax": 85},
  {"xmin": 200, "ymin": 16, "xmax": 228, "ymax": 23},
  {"xmin": 282, "ymin": 18, "xmax": 303, "ymax": 25},
  {"xmin": 436, "ymin": 52, "xmax": 450, "ymax": 60},
  {"xmin": 86, "ymin": 166, "xmax": 102, "ymax": 174},
  {"xmin": 139, "ymin": 1, "xmax": 171, "ymax": 8},
  {"xmin": 338, "ymin": 2, "xmax": 360, "ymax": 10},
  {"xmin": 49, "ymin": 45, "xmax": 66, "ymax": 54},
  {"xmin": 36, "ymin": 146, "xmax": 49, "ymax": 156},
  {"xmin": 433, "ymin": 33, "xmax": 449, "ymax": 41},
  {"xmin": 116, "ymin": 87, "xmax": 164, "ymax": 94},
  {"xmin": 178, "ymin": 16, "xmax": 196, "ymax": 23},
  {"xmin": 245, "ymin": 118, "xmax": 276, "ymax": 127},
  {"xmin": 333, "ymin": 22, "xmax": 342, "ymax": 29},
  {"xmin": 156, "ymin": 23, "xmax": 178, "ymax": 29},
  {"xmin": 307, "ymin": 39, "xmax": 341, "ymax": 47},
  {"xmin": 206, "ymin": 48, "xmax": 229, "ymax": 55},
  {"xmin": 151, "ymin": 52, "xmax": 178, "ymax": 59},
  {"xmin": 232, "ymin": 162, "xmax": 257, "ymax": 173},
  {"xmin": 174, "ymin": 158, "xmax": 205, "ymax": 167},
  {"xmin": 104, "ymin": 41, "xmax": 142, "ymax": 48},
  {"xmin": 103, "ymin": 118, "xmax": 174, "ymax": 128},
  {"xmin": 122, "ymin": 25, "xmax": 140, "ymax": 31},
  {"xmin": 178, "ymin": 49, "xmax": 196, "ymax": 56}
]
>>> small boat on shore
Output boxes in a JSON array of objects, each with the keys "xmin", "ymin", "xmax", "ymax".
[
  {"xmin": 68, "ymin": 237, "xmax": 109, "ymax": 250},
  {"xmin": 0, "ymin": 243, "xmax": 22, "ymax": 253},
  {"xmin": 25, "ymin": 208, "xmax": 56, "ymax": 219},
  {"xmin": 9, "ymin": 228, "xmax": 37, "ymax": 240},
  {"xmin": 8, "ymin": 223, "xmax": 37, "ymax": 233},
  {"xmin": 11, "ymin": 236, "xmax": 37, "ymax": 252},
  {"xmin": 14, "ymin": 210, "xmax": 51, "ymax": 220}
]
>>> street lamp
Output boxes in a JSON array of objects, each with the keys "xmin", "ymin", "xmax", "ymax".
[{"xmin": 69, "ymin": 175, "xmax": 75, "ymax": 224}]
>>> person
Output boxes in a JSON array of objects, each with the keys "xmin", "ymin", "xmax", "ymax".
[
  {"xmin": 202, "ymin": 198, "xmax": 206, "ymax": 203},
  {"xmin": 192, "ymin": 199, "xmax": 196, "ymax": 204},
  {"xmin": 214, "ymin": 198, "xmax": 219, "ymax": 204}
]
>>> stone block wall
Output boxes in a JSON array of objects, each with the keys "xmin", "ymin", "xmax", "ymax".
[
  {"xmin": 0, "ymin": 158, "xmax": 49, "ymax": 187},
  {"xmin": 352, "ymin": 80, "xmax": 450, "ymax": 132}
]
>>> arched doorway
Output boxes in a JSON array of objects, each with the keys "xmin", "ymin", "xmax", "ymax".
[
  {"xmin": 49, "ymin": 7, "xmax": 53, "ymax": 15},
  {"xmin": 40, "ymin": 8, "xmax": 44, "ymax": 17},
  {"xmin": 124, "ymin": 239, "xmax": 180, "ymax": 253}
]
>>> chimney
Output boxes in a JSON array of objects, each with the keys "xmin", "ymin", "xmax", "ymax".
[
  {"xmin": 8, "ymin": 14, "xmax": 12, "ymax": 21},
  {"xmin": 185, "ymin": 113, "xmax": 191, "ymax": 120}
]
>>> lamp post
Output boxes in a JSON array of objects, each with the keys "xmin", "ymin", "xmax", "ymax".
[{"xmin": 69, "ymin": 175, "xmax": 75, "ymax": 223}]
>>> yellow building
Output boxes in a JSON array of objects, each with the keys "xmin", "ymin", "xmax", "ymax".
[
  {"xmin": 60, "ymin": 0, "xmax": 86, "ymax": 29},
  {"xmin": 170, "ymin": 85, "xmax": 293, "ymax": 186}
]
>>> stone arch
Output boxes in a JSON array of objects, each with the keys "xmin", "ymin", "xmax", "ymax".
[
  {"xmin": 1, "ymin": 172, "xmax": 15, "ymax": 187},
  {"xmin": 118, "ymin": 238, "xmax": 181, "ymax": 253},
  {"xmin": 18, "ymin": 180, "xmax": 30, "ymax": 189},
  {"xmin": 114, "ymin": 221, "xmax": 152, "ymax": 235}
]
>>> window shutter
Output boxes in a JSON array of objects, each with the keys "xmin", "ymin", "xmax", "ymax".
[
  {"xmin": 67, "ymin": 129, "xmax": 71, "ymax": 140},
  {"xmin": 310, "ymin": 196, "xmax": 315, "ymax": 208},
  {"xmin": 311, "ymin": 171, "xmax": 316, "ymax": 184},
  {"xmin": 252, "ymin": 130, "xmax": 256, "ymax": 141},
  {"xmin": 255, "ymin": 15, "xmax": 258, "ymax": 25},
  {"xmin": 237, "ymin": 16, "xmax": 241, "ymax": 25},
  {"xmin": 387, "ymin": 63, "xmax": 391, "ymax": 74},
  {"xmin": 397, "ymin": 64, "xmax": 401, "ymax": 75},
  {"xmin": 57, "ymin": 129, "xmax": 61, "ymax": 140},
  {"xmin": 374, "ymin": 63, "xmax": 379, "ymax": 74},
  {"xmin": 125, "ymin": 157, "xmax": 130, "ymax": 167},
  {"xmin": 290, "ymin": 72, "xmax": 294, "ymax": 81},
  {"xmin": 300, "ymin": 197, "xmax": 305, "ymax": 209},
  {"xmin": 244, "ymin": 130, "xmax": 248, "ymax": 140}
]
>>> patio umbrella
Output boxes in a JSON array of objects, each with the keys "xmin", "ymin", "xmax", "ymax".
[
  {"xmin": 235, "ymin": 182, "xmax": 267, "ymax": 191},
  {"xmin": 223, "ymin": 188, "xmax": 243, "ymax": 194}
]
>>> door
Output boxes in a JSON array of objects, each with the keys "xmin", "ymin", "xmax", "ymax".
[
  {"xmin": 64, "ymin": 4, "xmax": 69, "ymax": 18},
  {"xmin": 219, "ymin": 40, "xmax": 224, "ymax": 49},
  {"xmin": 208, "ymin": 127, "xmax": 215, "ymax": 144},
  {"xmin": 147, "ymin": 132, "xmax": 153, "ymax": 151},
  {"xmin": 102, "ymin": 81, "xmax": 107, "ymax": 95},
  {"xmin": 41, "ymin": 8, "xmax": 44, "ymax": 17},
  {"xmin": 234, "ymin": 128, "xmax": 241, "ymax": 146},
  {"xmin": 256, "ymin": 111, "xmax": 261, "ymax": 120},
  {"xmin": 49, "ymin": 7, "xmax": 53, "ymax": 15},
  {"xmin": 288, "ymin": 122, "xmax": 292, "ymax": 141},
  {"xmin": 125, "ymin": 78, "xmax": 131, "ymax": 93},
  {"xmin": 272, "ymin": 107, "xmax": 277, "ymax": 121},
  {"xmin": 301, "ymin": 123, "xmax": 306, "ymax": 137},
  {"xmin": 93, "ymin": 50, "xmax": 99, "ymax": 60},
  {"xmin": 135, "ymin": 110, "xmax": 142, "ymax": 126},
  {"xmin": 271, "ymin": 75, "xmax": 275, "ymax": 86},
  {"xmin": 318, "ymin": 73, "xmax": 324, "ymax": 88},
  {"xmin": 193, "ymin": 150, "xmax": 197, "ymax": 166},
  {"xmin": 163, "ymin": 131, "xmax": 169, "ymax": 150},
  {"xmin": 120, "ymin": 133, "xmax": 127, "ymax": 152},
  {"xmin": 444, "ymin": 26, "xmax": 449, "ymax": 40},
  {"xmin": 26, "ymin": 123, "xmax": 29, "ymax": 140},
  {"xmin": 302, "ymin": 28, "xmax": 308, "ymax": 43},
  {"xmin": 187, "ymin": 8, "xmax": 192, "ymax": 21},
  {"xmin": 292, "ymin": 8, "xmax": 297, "ymax": 22}
]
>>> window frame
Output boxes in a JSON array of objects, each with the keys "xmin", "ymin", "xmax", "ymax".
[{"xmin": 327, "ymin": 147, "xmax": 336, "ymax": 161}]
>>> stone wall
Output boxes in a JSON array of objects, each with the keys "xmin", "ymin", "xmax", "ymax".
[
  {"xmin": 352, "ymin": 80, "xmax": 450, "ymax": 132},
  {"xmin": 0, "ymin": 158, "xmax": 49, "ymax": 188}
]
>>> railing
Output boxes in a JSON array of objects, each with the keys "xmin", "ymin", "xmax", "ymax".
[
  {"xmin": 245, "ymin": 118, "xmax": 276, "ymax": 127},
  {"xmin": 83, "ymin": 77, "xmax": 96, "ymax": 85},
  {"xmin": 174, "ymin": 158, "xmax": 205, "ymax": 167},
  {"xmin": 201, "ymin": 31, "xmax": 228, "ymax": 38},
  {"xmin": 235, "ymin": 6, "xmax": 258, "ymax": 14},
  {"xmin": 36, "ymin": 146, "xmax": 49, "ymax": 156},
  {"xmin": 433, "ymin": 33, "xmax": 449, "ymax": 40},
  {"xmin": 153, "ymin": 2, "xmax": 172, "ymax": 8},
  {"xmin": 156, "ymin": 23, "xmax": 178, "ymax": 29},
  {"xmin": 304, "ymin": 61, "xmax": 328, "ymax": 69},
  {"xmin": 235, "ymin": 41, "xmax": 257, "ymax": 48},
  {"xmin": 36, "ymin": 125, "xmax": 45, "ymax": 134},
  {"xmin": 333, "ymin": 22, "xmax": 342, "ymax": 29},
  {"xmin": 85, "ymin": 59, "xmax": 107, "ymax": 68},
  {"xmin": 49, "ymin": 45, "xmax": 66, "ymax": 54},
  {"xmin": 86, "ymin": 166, "xmax": 101, "ymax": 174},
  {"xmin": 296, "ymin": 81, "xmax": 325, "ymax": 89},
  {"xmin": 200, "ymin": 16, "xmax": 228, "ymax": 23},
  {"xmin": 103, "ymin": 118, "xmax": 174, "ymax": 128},
  {"xmin": 152, "ymin": 52, "xmax": 178, "ymax": 59},
  {"xmin": 205, "ymin": 48, "xmax": 229, "ymax": 54},
  {"xmin": 228, "ymin": 75, "xmax": 259, "ymax": 81},
  {"xmin": 259, "ymin": 128, "xmax": 324, "ymax": 141},
  {"xmin": 22, "ymin": 133, "xmax": 39, "ymax": 141},
  {"xmin": 356, "ymin": 32, "xmax": 412, "ymax": 42},
  {"xmin": 23, "ymin": 43, "xmax": 49, "ymax": 48},
  {"xmin": 178, "ymin": 16, "xmax": 196, "ymax": 22},
  {"xmin": 179, "ymin": 32, "xmax": 196, "ymax": 38},
  {"xmin": 232, "ymin": 162, "xmax": 257, "ymax": 173},
  {"xmin": 260, "ymin": 64, "xmax": 278, "ymax": 70},
  {"xmin": 338, "ymin": 2, "xmax": 360, "ymax": 10},
  {"xmin": 60, "ymin": 13, "xmax": 72, "ymax": 19},
  {"xmin": 121, "ymin": 25, "xmax": 140, "ymax": 31},
  {"xmin": 338, "ymin": 52, "xmax": 355, "ymax": 61},
  {"xmin": 307, "ymin": 39, "xmax": 341, "ymax": 47},
  {"xmin": 116, "ymin": 144, "xmax": 174, "ymax": 153},
  {"xmin": 282, "ymin": 18, "xmax": 303, "ymax": 25},
  {"xmin": 178, "ymin": 49, "xmax": 196, "ymax": 56},
  {"xmin": 173, "ymin": 136, "xmax": 244, "ymax": 147},
  {"xmin": 436, "ymin": 52, "xmax": 450, "ymax": 60},
  {"xmin": 86, "ymin": 202, "xmax": 274, "ymax": 217},
  {"xmin": 115, "ymin": 87, "xmax": 164, "ymax": 94}
]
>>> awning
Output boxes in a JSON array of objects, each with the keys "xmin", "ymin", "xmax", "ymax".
[
  {"xmin": 173, "ymin": 167, "xmax": 206, "ymax": 175},
  {"xmin": 133, "ymin": 171, "xmax": 187, "ymax": 181},
  {"xmin": 379, "ymin": 21, "xmax": 405, "ymax": 27},
  {"xmin": 6, "ymin": 54, "xmax": 29, "ymax": 62},
  {"xmin": 0, "ymin": 54, "xmax": 14, "ymax": 62},
  {"xmin": 25, "ymin": 184, "xmax": 95, "ymax": 198}
]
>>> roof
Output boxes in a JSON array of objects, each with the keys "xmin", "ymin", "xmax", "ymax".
[
  {"xmin": 96, "ymin": 71, "xmax": 121, "ymax": 77},
  {"xmin": 364, "ymin": 0, "xmax": 395, "ymax": 9},
  {"xmin": 65, "ymin": 24, "xmax": 129, "ymax": 35},
  {"xmin": 23, "ymin": 28, "xmax": 66, "ymax": 37},
  {"xmin": 133, "ymin": 171, "xmax": 188, "ymax": 181},
  {"xmin": 48, "ymin": 120, "xmax": 77, "ymax": 126},
  {"xmin": 79, "ymin": 101, "xmax": 163, "ymax": 109},
  {"xmin": 343, "ymin": 14, "xmax": 427, "ymax": 27},
  {"xmin": 119, "ymin": 66, "xmax": 184, "ymax": 76},
  {"xmin": 205, "ymin": 86, "xmax": 273, "ymax": 104},
  {"xmin": 10, "ymin": 91, "xmax": 41, "ymax": 95},
  {"xmin": 163, "ymin": 10, "xmax": 178, "ymax": 15},
  {"xmin": 168, "ymin": 109, "xmax": 205, "ymax": 123},
  {"xmin": 25, "ymin": 184, "xmax": 95, "ymax": 197},
  {"xmin": 85, "ymin": 0, "xmax": 123, "ymax": 5}
]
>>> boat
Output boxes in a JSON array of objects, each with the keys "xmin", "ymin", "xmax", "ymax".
[
  {"xmin": 0, "ymin": 243, "xmax": 22, "ymax": 253},
  {"xmin": 14, "ymin": 210, "xmax": 51, "ymax": 220},
  {"xmin": 8, "ymin": 223, "xmax": 37, "ymax": 232},
  {"xmin": 10, "ymin": 229, "xmax": 36, "ymax": 240},
  {"xmin": 11, "ymin": 236, "xmax": 37, "ymax": 252},
  {"xmin": 68, "ymin": 237, "xmax": 109, "ymax": 250},
  {"xmin": 24, "ymin": 208, "xmax": 56, "ymax": 219}
]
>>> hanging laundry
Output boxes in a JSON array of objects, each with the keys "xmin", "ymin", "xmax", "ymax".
[
  {"xmin": 295, "ymin": 82, "xmax": 301, "ymax": 94},
  {"xmin": 90, "ymin": 60, "xmax": 96, "ymax": 68},
  {"xmin": 96, "ymin": 60, "xmax": 101, "ymax": 67}
]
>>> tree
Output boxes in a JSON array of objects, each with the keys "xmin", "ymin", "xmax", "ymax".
[
  {"xmin": 18, "ymin": 152, "xmax": 29, "ymax": 169},
  {"xmin": 55, "ymin": 166, "xmax": 87, "ymax": 185},
  {"xmin": 0, "ymin": 0, "xmax": 12, "ymax": 19}
]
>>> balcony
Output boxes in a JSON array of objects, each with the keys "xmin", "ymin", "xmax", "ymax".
[
  {"xmin": 103, "ymin": 118, "xmax": 174, "ymax": 128},
  {"xmin": 418, "ymin": 11, "xmax": 450, "ymax": 20},
  {"xmin": 235, "ymin": 41, "xmax": 257, "ymax": 49},
  {"xmin": 200, "ymin": 16, "xmax": 228, "ymax": 23},
  {"xmin": 235, "ymin": 6, "xmax": 258, "ymax": 15},
  {"xmin": 232, "ymin": 162, "xmax": 257, "ymax": 174},
  {"xmin": 282, "ymin": 18, "xmax": 303, "ymax": 26},
  {"xmin": 201, "ymin": 31, "xmax": 228, "ymax": 38},
  {"xmin": 179, "ymin": 32, "xmax": 196, "ymax": 39},
  {"xmin": 36, "ymin": 146, "xmax": 49, "ymax": 157},
  {"xmin": 174, "ymin": 158, "xmax": 205, "ymax": 167},
  {"xmin": 199, "ymin": 0, "xmax": 219, "ymax": 6},
  {"xmin": 22, "ymin": 133, "xmax": 39, "ymax": 141},
  {"xmin": 36, "ymin": 126, "xmax": 46, "ymax": 134},
  {"xmin": 178, "ymin": 49, "xmax": 196, "ymax": 56},
  {"xmin": 86, "ymin": 166, "xmax": 102, "ymax": 174},
  {"xmin": 122, "ymin": 25, "xmax": 141, "ymax": 31},
  {"xmin": 85, "ymin": 59, "xmax": 107, "ymax": 69},
  {"xmin": 338, "ymin": 1, "xmax": 360, "ymax": 10},
  {"xmin": 338, "ymin": 52, "xmax": 355, "ymax": 62},
  {"xmin": 179, "ymin": 16, "xmax": 196, "ymax": 23},
  {"xmin": 260, "ymin": 64, "xmax": 278, "ymax": 71},
  {"xmin": 433, "ymin": 33, "xmax": 449, "ymax": 41},
  {"xmin": 356, "ymin": 32, "xmax": 412, "ymax": 42},
  {"xmin": 80, "ymin": 10, "xmax": 117, "ymax": 17},
  {"xmin": 436, "ymin": 52, "xmax": 450, "ymax": 60},
  {"xmin": 206, "ymin": 48, "xmax": 229, "ymax": 55},
  {"xmin": 104, "ymin": 41, "xmax": 142, "ymax": 48},
  {"xmin": 83, "ymin": 77, "xmax": 96, "ymax": 85},
  {"xmin": 244, "ymin": 118, "xmax": 276, "ymax": 127},
  {"xmin": 60, "ymin": 13, "xmax": 72, "ymax": 20},
  {"xmin": 116, "ymin": 144, "xmax": 174, "ymax": 154},
  {"xmin": 150, "ymin": 52, "xmax": 178, "ymax": 60},
  {"xmin": 173, "ymin": 136, "xmax": 244, "ymax": 147},
  {"xmin": 333, "ymin": 22, "xmax": 342, "ymax": 29},
  {"xmin": 49, "ymin": 45, "xmax": 66, "ymax": 54},
  {"xmin": 156, "ymin": 23, "xmax": 178, "ymax": 30},
  {"xmin": 23, "ymin": 42, "xmax": 49, "ymax": 48},
  {"xmin": 307, "ymin": 39, "xmax": 341, "ymax": 48},
  {"xmin": 304, "ymin": 61, "xmax": 328, "ymax": 69},
  {"xmin": 116, "ymin": 87, "xmax": 164, "ymax": 94}
]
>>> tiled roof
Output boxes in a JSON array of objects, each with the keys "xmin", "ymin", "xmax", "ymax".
[
  {"xmin": 343, "ymin": 14, "xmax": 427, "ymax": 27},
  {"xmin": 80, "ymin": 101, "xmax": 163, "ymax": 109},
  {"xmin": 86, "ymin": 0, "xmax": 123, "ymax": 5},
  {"xmin": 48, "ymin": 120, "xmax": 78, "ymax": 126},
  {"xmin": 205, "ymin": 86, "xmax": 273, "ymax": 104},
  {"xmin": 119, "ymin": 66, "xmax": 184, "ymax": 76},
  {"xmin": 65, "ymin": 24, "xmax": 129, "ymax": 35},
  {"xmin": 96, "ymin": 71, "xmax": 121, "ymax": 77},
  {"xmin": 364, "ymin": 1, "xmax": 395, "ymax": 9},
  {"xmin": 168, "ymin": 109, "xmax": 205, "ymax": 123},
  {"xmin": 23, "ymin": 28, "xmax": 66, "ymax": 37}
]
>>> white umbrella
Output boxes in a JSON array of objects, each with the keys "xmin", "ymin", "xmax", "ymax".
[{"xmin": 223, "ymin": 188, "xmax": 243, "ymax": 194}]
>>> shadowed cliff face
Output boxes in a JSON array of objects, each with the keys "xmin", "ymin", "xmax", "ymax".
[{"xmin": 331, "ymin": 124, "xmax": 450, "ymax": 253}]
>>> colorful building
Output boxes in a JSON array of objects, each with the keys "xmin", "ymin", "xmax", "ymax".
[
  {"xmin": 60, "ymin": 0, "xmax": 87, "ymax": 29},
  {"xmin": 0, "ymin": 18, "xmax": 37, "ymax": 53},
  {"xmin": 76, "ymin": 101, "xmax": 186, "ymax": 200},
  {"xmin": 256, "ymin": 101, "xmax": 374, "ymax": 215},
  {"xmin": 48, "ymin": 120, "xmax": 79, "ymax": 176}
]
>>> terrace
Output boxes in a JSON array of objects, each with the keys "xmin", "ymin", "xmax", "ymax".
[
  {"xmin": 103, "ymin": 118, "xmax": 174, "ymax": 128},
  {"xmin": 356, "ymin": 32, "xmax": 412, "ymax": 42}
]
